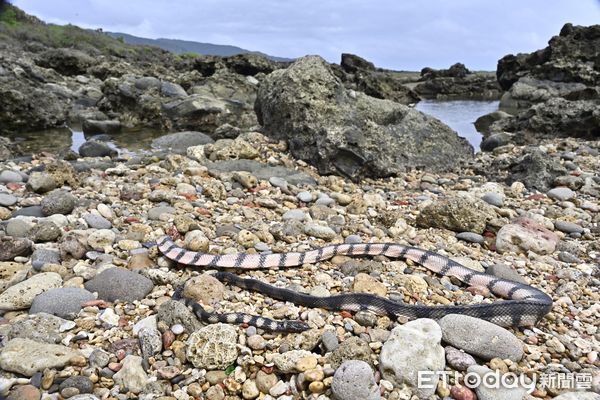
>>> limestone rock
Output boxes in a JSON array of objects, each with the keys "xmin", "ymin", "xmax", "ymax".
[
  {"xmin": 0, "ymin": 338, "xmax": 81, "ymax": 376},
  {"xmin": 379, "ymin": 318, "xmax": 445, "ymax": 398},
  {"xmin": 255, "ymin": 56, "xmax": 473, "ymax": 181},
  {"xmin": 416, "ymin": 196, "xmax": 495, "ymax": 234},
  {"xmin": 332, "ymin": 360, "xmax": 380, "ymax": 400},
  {"xmin": 113, "ymin": 355, "xmax": 148, "ymax": 394},
  {"xmin": 0, "ymin": 261, "xmax": 29, "ymax": 293},
  {"xmin": 0, "ymin": 272, "xmax": 62, "ymax": 310},
  {"xmin": 496, "ymin": 217, "xmax": 559, "ymax": 255},
  {"xmin": 186, "ymin": 323, "xmax": 238, "ymax": 369}
]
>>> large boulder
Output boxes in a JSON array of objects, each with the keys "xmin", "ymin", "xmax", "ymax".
[
  {"xmin": 497, "ymin": 23, "xmax": 600, "ymax": 91},
  {"xmin": 255, "ymin": 56, "xmax": 473, "ymax": 181},
  {"xmin": 415, "ymin": 63, "xmax": 502, "ymax": 100},
  {"xmin": 0, "ymin": 80, "xmax": 68, "ymax": 134},
  {"xmin": 35, "ymin": 48, "xmax": 95, "ymax": 76},
  {"xmin": 493, "ymin": 23, "xmax": 600, "ymax": 142},
  {"xmin": 494, "ymin": 97, "xmax": 600, "ymax": 142},
  {"xmin": 223, "ymin": 53, "xmax": 283, "ymax": 76}
]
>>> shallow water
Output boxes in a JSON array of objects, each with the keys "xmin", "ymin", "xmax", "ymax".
[
  {"xmin": 415, "ymin": 99, "xmax": 499, "ymax": 152},
  {"xmin": 5, "ymin": 100, "xmax": 498, "ymax": 155},
  {"xmin": 4, "ymin": 127, "xmax": 166, "ymax": 156}
]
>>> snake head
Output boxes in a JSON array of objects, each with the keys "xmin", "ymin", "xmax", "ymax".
[{"xmin": 283, "ymin": 320, "xmax": 310, "ymax": 333}]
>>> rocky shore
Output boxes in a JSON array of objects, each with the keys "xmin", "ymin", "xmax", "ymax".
[{"xmin": 0, "ymin": 5, "xmax": 599, "ymax": 400}]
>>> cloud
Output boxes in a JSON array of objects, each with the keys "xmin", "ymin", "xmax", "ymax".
[{"xmin": 12, "ymin": 0, "xmax": 600, "ymax": 70}]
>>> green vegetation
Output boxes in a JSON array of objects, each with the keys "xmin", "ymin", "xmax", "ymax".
[
  {"xmin": 0, "ymin": 5, "xmax": 18, "ymax": 27},
  {"xmin": 0, "ymin": 4, "xmax": 170, "ymax": 61},
  {"xmin": 176, "ymin": 51, "xmax": 201, "ymax": 60}
]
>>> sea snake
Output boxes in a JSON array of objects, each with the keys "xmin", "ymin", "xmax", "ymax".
[{"xmin": 158, "ymin": 235, "xmax": 552, "ymax": 332}]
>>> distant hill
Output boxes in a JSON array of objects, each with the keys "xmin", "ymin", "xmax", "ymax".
[{"xmin": 106, "ymin": 31, "xmax": 292, "ymax": 62}]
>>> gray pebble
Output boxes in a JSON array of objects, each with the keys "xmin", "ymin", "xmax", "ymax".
[
  {"xmin": 322, "ymin": 331, "xmax": 339, "ymax": 352},
  {"xmin": 282, "ymin": 209, "xmax": 307, "ymax": 221},
  {"xmin": 554, "ymin": 220, "xmax": 584, "ymax": 234},
  {"xmin": 269, "ymin": 176, "xmax": 288, "ymax": 191},
  {"xmin": 254, "ymin": 242, "xmax": 271, "ymax": 252},
  {"xmin": 148, "ymin": 206, "xmax": 176, "ymax": 220},
  {"xmin": 304, "ymin": 223, "xmax": 336, "ymax": 240},
  {"xmin": 84, "ymin": 213, "xmax": 112, "ymax": 229},
  {"xmin": 31, "ymin": 248, "xmax": 61, "ymax": 271},
  {"xmin": 456, "ymin": 232, "xmax": 485, "ymax": 244},
  {"xmin": 89, "ymin": 349, "xmax": 111, "ymax": 368},
  {"xmin": 558, "ymin": 252, "xmax": 582, "ymax": 264},
  {"xmin": 439, "ymin": 314, "xmax": 524, "ymax": 361},
  {"xmin": 0, "ymin": 170, "xmax": 24, "ymax": 183},
  {"xmin": 0, "ymin": 192, "xmax": 17, "ymax": 206},
  {"xmin": 345, "ymin": 235, "xmax": 362, "ymax": 244},
  {"xmin": 30, "ymin": 287, "xmax": 95, "ymax": 319},
  {"xmin": 84, "ymin": 267, "xmax": 154, "ymax": 302},
  {"xmin": 482, "ymin": 192, "xmax": 504, "ymax": 207},
  {"xmin": 59, "ymin": 375, "xmax": 94, "ymax": 394},
  {"xmin": 354, "ymin": 311, "xmax": 377, "ymax": 327},
  {"xmin": 246, "ymin": 326, "xmax": 257, "ymax": 337},
  {"xmin": 138, "ymin": 327, "xmax": 163, "ymax": 360},
  {"xmin": 41, "ymin": 189, "xmax": 77, "ymax": 216},
  {"xmin": 547, "ymin": 187, "xmax": 575, "ymax": 201},
  {"xmin": 297, "ymin": 191, "xmax": 313, "ymax": 203},
  {"xmin": 486, "ymin": 263, "xmax": 527, "ymax": 284},
  {"xmin": 6, "ymin": 219, "xmax": 32, "ymax": 237}
]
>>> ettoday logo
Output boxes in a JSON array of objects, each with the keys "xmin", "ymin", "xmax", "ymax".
[{"xmin": 418, "ymin": 370, "xmax": 594, "ymax": 393}]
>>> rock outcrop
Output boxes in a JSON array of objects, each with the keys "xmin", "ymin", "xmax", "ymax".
[
  {"xmin": 338, "ymin": 53, "xmax": 420, "ymax": 104},
  {"xmin": 255, "ymin": 56, "xmax": 473, "ymax": 181},
  {"xmin": 414, "ymin": 63, "xmax": 502, "ymax": 100},
  {"xmin": 486, "ymin": 24, "xmax": 600, "ymax": 144}
]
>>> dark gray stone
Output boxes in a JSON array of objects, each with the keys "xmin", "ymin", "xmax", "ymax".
[
  {"xmin": 486, "ymin": 263, "xmax": 528, "ymax": 284},
  {"xmin": 82, "ymin": 119, "xmax": 121, "ymax": 135},
  {"xmin": 41, "ymin": 189, "xmax": 77, "ymax": 216},
  {"xmin": 84, "ymin": 268, "xmax": 154, "ymax": 302},
  {"xmin": 31, "ymin": 249, "xmax": 61, "ymax": 271},
  {"xmin": 30, "ymin": 288, "xmax": 95, "ymax": 319},
  {"xmin": 160, "ymin": 81, "xmax": 187, "ymax": 97},
  {"xmin": 508, "ymin": 150, "xmax": 568, "ymax": 192},
  {"xmin": 0, "ymin": 236, "xmax": 32, "ymax": 261},
  {"xmin": 59, "ymin": 375, "xmax": 94, "ymax": 394},
  {"xmin": 151, "ymin": 131, "xmax": 213, "ymax": 154},
  {"xmin": 84, "ymin": 213, "xmax": 112, "ymax": 229},
  {"xmin": 79, "ymin": 141, "xmax": 117, "ymax": 158},
  {"xmin": 157, "ymin": 300, "xmax": 203, "ymax": 333},
  {"xmin": 30, "ymin": 221, "xmax": 62, "ymax": 242},
  {"xmin": 480, "ymin": 132, "xmax": 513, "ymax": 152},
  {"xmin": 0, "ymin": 193, "xmax": 17, "ymax": 206},
  {"xmin": 455, "ymin": 232, "xmax": 485, "ymax": 244},
  {"xmin": 554, "ymin": 220, "xmax": 584, "ymax": 234},
  {"xmin": 11, "ymin": 206, "xmax": 44, "ymax": 218}
]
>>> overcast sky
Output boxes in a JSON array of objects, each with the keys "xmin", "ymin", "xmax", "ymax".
[{"xmin": 11, "ymin": 0, "xmax": 600, "ymax": 71}]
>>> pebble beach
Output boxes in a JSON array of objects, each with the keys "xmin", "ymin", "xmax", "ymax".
[{"xmin": 0, "ymin": 131, "xmax": 598, "ymax": 400}]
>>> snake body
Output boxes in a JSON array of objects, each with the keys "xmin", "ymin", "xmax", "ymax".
[{"xmin": 158, "ymin": 236, "xmax": 552, "ymax": 332}]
